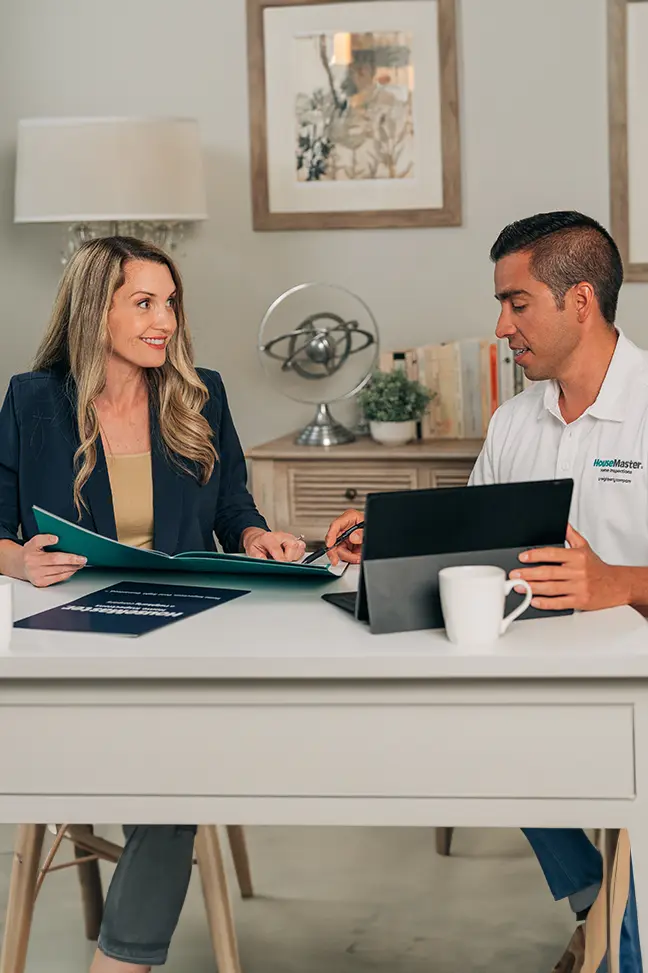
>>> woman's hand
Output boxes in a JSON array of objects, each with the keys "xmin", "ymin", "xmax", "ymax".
[
  {"xmin": 241, "ymin": 527, "xmax": 306, "ymax": 562},
  {"xmin": 20, "ymin": 534, "xmax": 87, "ymax": 587},
  {"xmin": 325, "ymin": 509, "xmax": 364, "ymax": 566}
]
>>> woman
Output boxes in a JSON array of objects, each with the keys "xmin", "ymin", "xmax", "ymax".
[{"xmin": 0, "ymin": 236, "xmax": 305, "ymax": 970}]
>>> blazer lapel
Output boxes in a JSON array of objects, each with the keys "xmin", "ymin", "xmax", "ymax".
[
  {"xmin": 84, "ymin": 434, "xmax": 118, "ymax": 540},
  {"xmin": 150, "ymin": 406, "xmax": 184, "ymax": 554},
  {"xmin": 62, "ymin": 378, "xmax": 117, "ymax": 539}
]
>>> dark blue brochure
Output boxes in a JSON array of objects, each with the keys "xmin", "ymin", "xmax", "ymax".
[{"xmin": 14, "ymin": 581, "xmax": 249, "ymax": 637}]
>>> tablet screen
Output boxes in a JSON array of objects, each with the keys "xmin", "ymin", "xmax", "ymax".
[{"xmin": 363, "ymin": 479, "xmax": 574, "ymax": 560}]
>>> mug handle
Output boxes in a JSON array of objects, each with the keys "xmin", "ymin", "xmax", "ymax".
[{"xmin": 501, "ymin": 579, "xmax": 533, "ymax": 633}]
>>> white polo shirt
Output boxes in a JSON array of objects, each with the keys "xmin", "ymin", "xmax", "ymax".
[{"xmin": 469, "ymin": 332, "xmax": 648, "ymax": 567}]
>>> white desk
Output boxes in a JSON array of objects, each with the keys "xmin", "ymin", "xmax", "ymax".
[{"xmin": 1, "ymin": 568, "xmax": 648, "ymax": 948}]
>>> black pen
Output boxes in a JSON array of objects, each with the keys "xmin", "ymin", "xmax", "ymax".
[{"xmin": 302, "ymin": 521, "xmax": 366, "ymax": 565}]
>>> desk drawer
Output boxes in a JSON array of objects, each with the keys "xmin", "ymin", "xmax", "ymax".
[
  {"xmin": 0, "ymin": 702, "xmax": 635, "ymax": 800},
  {"xmin": 288, "ymin": 463, "xmax": 419, "ymax": 522},
  {"xmin": 431, "ymin": 469, "xmax": 473, "ymax": 489}
]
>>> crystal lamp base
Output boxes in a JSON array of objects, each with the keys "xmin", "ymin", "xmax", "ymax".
[{"xmin": 61, "ymin": 221, "xmax": 187, "ymax": 263}]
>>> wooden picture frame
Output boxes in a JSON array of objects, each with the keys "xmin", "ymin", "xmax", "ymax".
[
  {"xmin": 609, "ymin": 0, "xmax": 648, "ymax": 281},
  {"xmin": 247, "ymin": 0, "xmax": 462, "ymax": 230}
]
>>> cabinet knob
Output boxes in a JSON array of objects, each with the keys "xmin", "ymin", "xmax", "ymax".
[{"xmin": 344, "ymin": 487, "xmax": 358, "ymax": 501}]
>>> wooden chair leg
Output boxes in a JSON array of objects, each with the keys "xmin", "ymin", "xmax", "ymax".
[
  {"xmin": 226, "ymin": 826, "xmax": 254, "ymax": 899},
  {"xmin": 195, "ymin": 826, "xmax": 242, "ymax": 973},
  {"xmin": 74, "ymin": 825, "xmax": 104, "ymax": 941},
  {"xmin": 604, "ymin": 828, "xmax": 622, "ymax": 973},
  {"xmin": 435, "ymin": 827, "xmax": 454, "ymax": 857},
  {"xmin": 0, "ymin": 824, "xmax": 46, "ymax": 973}
]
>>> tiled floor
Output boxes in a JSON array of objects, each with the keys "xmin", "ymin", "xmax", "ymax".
[{"xmin": 0, "ymin": 825, "xmax": 574, "ymax": 972}]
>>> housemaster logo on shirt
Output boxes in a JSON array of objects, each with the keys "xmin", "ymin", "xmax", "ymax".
[{"xmin": 593, "ymin": 457, "xmax": 644, "ymax": 484}]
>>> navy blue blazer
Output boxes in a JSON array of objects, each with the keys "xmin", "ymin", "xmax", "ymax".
[{"xmin": 0, "ymin": 368, "xmax": 268, "ymax": 555}]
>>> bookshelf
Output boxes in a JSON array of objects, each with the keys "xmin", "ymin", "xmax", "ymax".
[{"xmin": 380, "ymin": 340, "xmax": 530, "ymax": 440}]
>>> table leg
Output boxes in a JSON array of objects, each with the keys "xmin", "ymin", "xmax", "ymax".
[{"xmin": 0, "ymin": 825, "xmax": 46, "ymax": 973}]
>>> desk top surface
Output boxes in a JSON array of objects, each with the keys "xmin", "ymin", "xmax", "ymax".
[{"xmin": 0, "ymin": 567, "xmax": 647, "ymax": 682}]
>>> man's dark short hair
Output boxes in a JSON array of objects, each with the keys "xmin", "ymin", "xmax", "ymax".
[{"xmin": 490, "ymin": 211, "xmax": 624, "ymax": 325}]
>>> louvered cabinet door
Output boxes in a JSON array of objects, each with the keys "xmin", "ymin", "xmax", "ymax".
[
  {"xmin": 280, "ymin": 463, "xmax": 420, "ymax": 539},
  {"xmin": 430, "ymin": 469, "xmax": 473, "ymax": 490}
]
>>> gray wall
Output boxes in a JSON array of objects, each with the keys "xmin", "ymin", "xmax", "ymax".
[{"xmin": 0, "ymin": 0, "xmax": 645, "ymax": 447}]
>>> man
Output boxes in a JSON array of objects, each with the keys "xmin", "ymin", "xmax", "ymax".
[{"xmin": 325, "ymin": 211, "xmax": 648, "ymax": 971}]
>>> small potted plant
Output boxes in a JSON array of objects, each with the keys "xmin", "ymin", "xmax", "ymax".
[{"xmin": 358, "ymin": 370, "xmax": 432, "ymax": 446}]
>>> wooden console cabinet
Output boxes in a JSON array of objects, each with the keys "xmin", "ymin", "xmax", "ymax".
[{"xmin": 246, "ymin": 434, "xmax": 483, "ymax": 543}]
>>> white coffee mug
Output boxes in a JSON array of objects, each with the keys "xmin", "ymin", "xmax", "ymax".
[
  {"xmin": 439, "ymin": 565, "xmax": 533, "ymax": 646},
  {"xmin": 0, "ymin": 577, "xmax": 13, "ymax": 651}
]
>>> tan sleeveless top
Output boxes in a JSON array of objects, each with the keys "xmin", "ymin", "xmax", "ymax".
[{"xmin": 105, "ymin": 452, "xmax": 154, "ymax": 550}]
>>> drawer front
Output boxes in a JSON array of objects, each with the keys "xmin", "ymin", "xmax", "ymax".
[
  {"xmin": 430, "ymin": 468, "xmax": 472, "ymax": 489},
  {"xmin": 0, "ymin": 702, "xmax": 634, "ymax": 800},
  {"xmin": 289, "ymin": 464, "xmax": 419, "ymax": 522}
]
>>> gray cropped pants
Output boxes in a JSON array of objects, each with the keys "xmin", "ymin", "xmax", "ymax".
[{"xmin": 97, "ymin": 825, "xmax": 197, "ymax": 966}]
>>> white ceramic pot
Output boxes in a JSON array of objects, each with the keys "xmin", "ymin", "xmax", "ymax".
[{"xmin": 369, "ymin": 420, "xmax": 417, "ymax": 446}]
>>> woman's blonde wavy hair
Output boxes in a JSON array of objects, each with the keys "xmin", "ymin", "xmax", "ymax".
[{"xmin": 33, "ymin": 236, "xmax": 216, "ymax": 516}]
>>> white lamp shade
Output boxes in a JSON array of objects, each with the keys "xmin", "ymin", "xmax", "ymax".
[{"xmin": 14, "ymin": 117, "xmax": 208, "ymax": 223}]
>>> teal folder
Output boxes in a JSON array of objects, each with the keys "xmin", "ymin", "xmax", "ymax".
[{"xmin": 32, "ymin": 507, "xmax": 334, "ymax": 579}]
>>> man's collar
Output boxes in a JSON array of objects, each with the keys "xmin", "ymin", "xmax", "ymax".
[{"xmin": 542, "ymin": 330, "xmax": 644, "ymax": 424}]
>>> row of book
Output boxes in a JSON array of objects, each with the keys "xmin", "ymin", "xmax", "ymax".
[{"xmin": 378, "ymin": 339, "xmax": 532, "ymax": 440}]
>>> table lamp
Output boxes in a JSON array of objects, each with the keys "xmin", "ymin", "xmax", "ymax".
[{"xmin": 14, "ymin": 116, "xmax": 208, "ymax": 260}]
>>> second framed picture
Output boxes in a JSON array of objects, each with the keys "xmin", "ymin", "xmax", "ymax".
[
  {"xmin": 247, "ymin": 0, "xmax": 462, "ymax": 230},
  {"xmin": 609, "ymin": 0, "xmax": 648, "ymax": 281}
]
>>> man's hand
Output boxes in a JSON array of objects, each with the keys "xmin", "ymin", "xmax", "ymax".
[
  {"xmin": 241, "ymin": 527, "xmax": 305, "ymax": 562},
  {"xmin": 324, "ymin": 509, "xmax": 364, "ymax": 566},
  {"xmin": 510, "ymin": 525, "xmax": 631, "ymax": 611}
]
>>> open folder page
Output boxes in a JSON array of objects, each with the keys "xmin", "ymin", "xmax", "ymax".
[{"xmin": 33, "ymin": 506, "xmax": 336, "ymax": 579}]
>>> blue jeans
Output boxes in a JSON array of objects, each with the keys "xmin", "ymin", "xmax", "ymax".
[
  {"xmin": 98, "ymin": 825, "xmax": 197, "ymax": 966},
  {"xmin": 524, "ymin": 828, "xmax": 642, "ymax": 971}
]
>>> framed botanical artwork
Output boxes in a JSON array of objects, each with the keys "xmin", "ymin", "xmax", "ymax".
[
  {"xmin": 246, "ymin": 0, "xmax": 462, "ymax": 230},
  {"xmin": 609, "ymin": 0, "xmax": 648, "ymax": 280}
]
